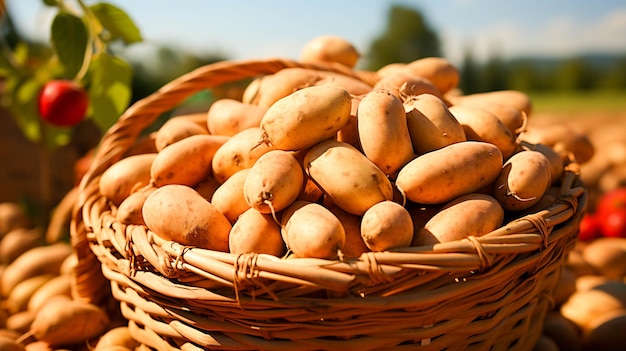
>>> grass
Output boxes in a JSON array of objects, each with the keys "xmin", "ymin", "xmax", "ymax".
[{"xmin": 527, "ymin": 90, "xmax": 626, "ymax": 115}]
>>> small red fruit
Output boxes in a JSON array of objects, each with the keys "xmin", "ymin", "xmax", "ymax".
[
  {"xmin": 599, "ymin": 209, "xmax": 626, "ymax": 238},
  {"xmin": 596, "ymin": 188, "xmax": 626, "ymax": 217},
  {"xmin": 578, "ymin": 213, "xmax": 602, "ymax": 241},
  {"xmin": 38, "ymin": 80, "xmax": 88, "ymax": 127}
]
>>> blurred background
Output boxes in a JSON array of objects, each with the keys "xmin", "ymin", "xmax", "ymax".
[{"xmin": 0, "ymin": 0, "xmax": 625, "ymax": 222}]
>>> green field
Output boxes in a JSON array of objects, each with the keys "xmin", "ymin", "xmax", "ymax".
[{"xmin": 527, "ymin": 90, "xmax": 626, "ymax": 115}]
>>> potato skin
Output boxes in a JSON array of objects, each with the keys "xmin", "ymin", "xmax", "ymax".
[
  {"xmin": 142, "ymin": 184, "xmax": 231, "ymax": 251},
  {"xmin": 360, "ymin": 201, "xmax": 413, "ymax": 251},
  {"xmin": 396, "ymin": 141, "xmax": 503, "ymax": 205},
  {"xmin": 211, "ymin": 127, "xmax": 275, "ymax": 183},
  {"xmin": 155, "ymin": 116, "xmax": 208, "ymax": 151},
  {"xmin": 493, "ymin": 150, "xmax": 552, "ymax": 211},
  {"xmin": 414, "ymin": 193, "xmax": 504, "ymax": 245},
  {"xmin": 404, "ymin": 57, "xmax": 460, "ymax": 94},
  {"xmin": 228, "ymin": 208, "xmax": 285, "ymax": 256},
  {"xmin": 207, "ymin": 98, "xmax": 267, "ymax": 136},
  {"xmin": 304, "ymin": 140, "xmax": 393, "ymax": 215},
  {"xmin": 99, "ymin": 153, "xmax": 157, "ymax": 206}
]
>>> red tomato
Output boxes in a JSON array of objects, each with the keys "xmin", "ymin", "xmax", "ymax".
[
  {"xmin": 596, "ymin": 188, "xmax": 626, "ymax": 217},
  {"xmin": 38, "ymin": 80, "xmax": 89, "ymax": 127},
  {"xmin": 598, "ymin": 209, "xmax": 626, "ymax": 238},
  {"xmin": 578, "ymin": 213, "xmax": 602, "ymax": 241}
]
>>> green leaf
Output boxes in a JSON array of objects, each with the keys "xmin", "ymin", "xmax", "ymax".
[
  {"xmin": 12, "ymin": 78, "xmax": 44, "ymax": 143},
  {"xmin": 88, "ymin": 53, "xmax": 132, "ymax": 131},
  {"xmin": 51, "ymin": 12, "xmax": 88, "ymax": 78},
  {"xmin": 90, "ymin": 3, "xmax": 142, "ymax": 44}
]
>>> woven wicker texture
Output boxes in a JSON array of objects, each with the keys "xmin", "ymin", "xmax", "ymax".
[{"xmin": 71, "ymin": 58, "xmax": 587, "ymax": 351}]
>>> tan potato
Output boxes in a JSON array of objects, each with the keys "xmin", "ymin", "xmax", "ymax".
[
  {"xmin": 93, "ymin": 326, "xmax": 139, "ymax": 351},
  {"xmin": 142, "ymin": 184, "xmax": 231, "ymax": 251},
  {"xmin": 404, "ymin": 94, "xmax": 466, "ymax": 154},
  {"xmin": 376, "ymin": 62, "xmax": 407, "ymax": 78},
  {"xmin": 449, "ymin": 104, "xmax": 517, "ymax": 159},
  {"xmin": 115, "ymin": 185, "xmax": 156, "ymax": 225},
  {"xmin": 373, "ymin": 72, "xmax": 443, "ymax": 100},
  {"xmin": 447, "ymin": 90, "xmax": 532, "ymax": 117},
  {"xmin": 281, "ymin": 201, "xmax": 345, "ymax": 259},
  {"xmin": 154, "ymin": 116, "xmax": 209, "ymax": 151},
  {"xmin": 0, "ymin": 202, "xmax": 30, "ymax": 239},
  {"xmin": 299, "ymin": 35, "xmax": 360, "ymax": 68},
  {"xmin": 0, "ymin": 227, "xmax": 43, "ymax": 265},
  {"xmin": 211, "ymin": 169, "xmax": 250, "ymax": 224},
  {"xmin": 228, "ymin": 208, "xmax": 285, "ymax": 256},
  {"xmin": 29, "ymin": 299, "xmax": 110, "ymax": 347},
  {"xmin": 0, "ymin": 336, "xmax": 24, "ymax": 351},
  {"xmin": 242, "ymin": 67, "xmax": 325, "ymax": 108},
  {"xmin": 360, "ymin": 201, "xmax": 413, "ymax": 251},
  {"xmin": 520, "ymin": 142, "xmax": 564, "ymax": 184},
  {"xmin": 312, "ymin": 72, "xmax": 373, "ymax": 97},
  {"xmin": 27, "ymin": 274, "xmax": 71, "ymax": 312},
  {"xmin": 304, "ymin": 140, "xmax": 393, "ymax": 215},
  {"xmin": 124, "ymin": 131, "xmax": 158, "ymax": 157},
  {"xmin": 335, "ymin": 99, "xmax": 360, "ymax": 148},
  {"xmin": 521, "ymin": 123, "xmax": 595, "ymax": 164},
  {"xmin": 6, "ymin": 274, "xmax": 54, "ymax": 314},
  {"xmin": 327, "ymin": 205, "xmax": 369, "ymax": 258},
  {"xmin": 1, "ymin": 243, "xmax": 72, "ymax": 297},
  {"xmin": 404, "ymin": 57, "xmax": 460, "ymax": 94},
  {"xmin": 396, "ymin": 141, "xmax": 503, "ymax": 205},
  {"xmin": 582, "ymin": 237, "xmax": 626, "ymax": 279},
  {"xmin": 211, "ymin": 127, "xmax": 275, "ymax": 183},
  {"xmin": 193, "ymin": 175, "xmax": 222, "ymax": 201},
  {"xmin": 5, "ymin": 309, "xmax": 36, "ymax": 334},
  {"xmin": 99, "ymin": 153, "xmax": 157, "ymax": 206},
  {"xmin": 151, "ymin": 134, "xmax": 229, "ymax": 187},
  {"xmin": 472, "ymin": 102, "xmax": 527, "ymax": 137},
  {"xmin": 414, "ymin": 193, "xmax": 503, "ymax": 245},
  {"xmin": 206, "ymin": 98, "xmax": 267, "ymax": 136},
  {"xmin": 259, "ymin": 85, "xmax": 352, "ymax": 151},
  {"xmin": 560, "ymin": 281, "xmax": 626, "ymax": 331},
  {"xmin": 357, "ymin": 89, "xmax": 414, "ymax": 175},
  {"xmin": 408, "ymin": 205, "xmax": 441, "ymax": 246},
  {"xmin": 493, "ymin": 150, "xmax": 552, "ymax": 211},
  {"xmin": 243, "ymin": 150, "xmax": 304, "ymax": 214}
]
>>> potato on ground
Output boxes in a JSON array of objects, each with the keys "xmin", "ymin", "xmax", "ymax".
[
  {"xmin": 396, "ymin": 141, "xmax": 503, "ymax": 205},
  {"xmin": 414, "ymin": 193, "xmax": 504, "ymax": 245},
  {"xmin": 99, "ymin": 153, "xmax": 156, "ymax": 206},
  {"xmin": 243, "ymin": 150, "xmax": 304, "ymax": 214},
  {"xmin": 493, "ymin": 150, "xmax": 552, "ymax": 211},
  {"xmin": 142, "ymin": 184, "xmax": 231, "ymax": 251},
  {"xmin": 259, "ymin": 85, "xmax": 352, "ymax": 151},
  {"xmin": 228, "ymin": 208, "xmax": 285, "ymax": 256},
  {"xmin": 0, "ymin": 202, "xmax": 30, "ymax": 238},
  {"xmin": 560, "ymin": 281, "xmax": 626, "ymax": 332},
  {"xmin": 361, "ymin": 201, "xmax": 413, "ymax": 251},
  {"xmin": 304, "ymin": 140, "xmax": 393, "ymax": 215},
  {"xmin": 281, "ymin": 201, "xmax": 346, "ymax": 259}
]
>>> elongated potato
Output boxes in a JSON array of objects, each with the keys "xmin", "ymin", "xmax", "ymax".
[
  {"xmin": 465, "ymin": 102, "xmax": 527, "ymax": 136},
  {"xmin": 404, "ymin": 57, "xmax": 460, "ymax": 94},
  {"xmin": 260, "ymin": 85, "xmax": 352, "ymax": 151},
  {"xmin": 93, "ymin": 326, "xmax": 139, "ymax": 351},
  {"xmin": 493, "ymin": 150, "xmax": 552, "ymax": 211},
  {"xmin": 396, "ymin": 141, "xmax": 503, "ymax": 204},
  {"xmin": 520, "ymin": 141, "xmax": 564, "ymax": 183},
  {"xmin": 154, "ymin": 116, "xmax": 209, "ymax": 151},
  {"xmin": 361, "ymin": 201, "xmax": 413, "ymax": 251},
  {"xmin": 7, "ymin": 274, "xmax": 54, "ymax": 314},
  {"xmin": 404, "ymin": 94, "xmax": 466, "ymax": 154},
  {"xmin": 373, "ymin": 72, "xmax": 443, "ymax": 100},
  {"xmin": 150, "ymin": 134, "xmax": 229, "ymax": 187},
  {"xmin": 414, "ymin": 193, "xmax": 504, "ymax": 245},
  {"xmin": 0, "ymin": 227, "xmax": 43, "ymax": 265},
  {"xmin": 115, "ymin": 185, "xmax": 156, "ymax": 225},
  {"xmin": 244, "ymin": 150, "xmax": 304, "ymax": 214},
  {"xmin": 304, "ymin": 140, "xmax": 393, "ymax": 215},
  {"xmin": 207, "ymin": 98, "xmax": 267, "ymax": 136},
  {"xmin": 27, "ymin": 274, "xmax": 71, "ymax": 312},
  {"xmin": 228, "ymin": 208, "xmax": 285, "ymax": 256},
  {"xmin": 447, "ymin": 90, "xmax": 532, "ymax": 117},
  {"xmin": 299, "ymin": 35, "xmax": 360, "ymax": 68},
  {"xmin": 142, "ymin": 184, "xmax": 231, "ymax": 251},
  {"xmin": 211, "ymin": 127, "xmax": 275, "ymax": 183},
  {"xmin": 99, "ymin": 153, "xmax": 157, "ymax": 206},
  {"xmin": 449, "ymin": 104, "xmax": 517, "ymax": 159},
  {"xmin": 211, "ymin": 169, "xmax": 250, "ymax": 223},
  {"xmin": 281, "ymin": 201, "xmax": 345, "ymax": 259},
  {"xmin": 357, "ymin": 89, "xmax": 414, "ymax": 174},
  {"xmin": 243, "ymin": 67, "xmax": 325, "ymax": 107},
  {"xmin": 0, "ymin": 202, "xmax": 30, "ymax": 238}
]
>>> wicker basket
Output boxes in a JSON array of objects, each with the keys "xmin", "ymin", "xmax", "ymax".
[{"xmin": 70, "ymin": 58, "xmax": 587, "ymax": 351}]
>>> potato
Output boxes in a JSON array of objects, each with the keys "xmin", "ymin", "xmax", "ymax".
[
  {"xmin": 0, "ymin": 202, "xmax": 30, "ymax": 239},
  {"xmin": 582, "ymin": 237, "xmax": 626, "ymax": 279},
  {"xmin": 520, "ymin": 142, "xmax": 564, "ymax": 184},
  {"xmin": 211, "ymin": 127, "xmax": 275, "ymax": 183},
  {"xmin": 27, "ymin": 274, "xmax": 72, "ymax": 312},
  {"xmin": 93, "ymin": 326, "xmax": 139, "ymax": 351},
  {"xmin": 373, "ymin": 72, "xmax": 443, "ymax": 100},
  {"xmin": 0, "ymin": 336, "xmax": 24, "ymax": 351},
  {"xmin": 449, "ymin": 105, "xmax": 517, "ymax": 159},
  {"xmin": 521, "ymin": 123, "xmax": 595, "ymax": 164},
  {"xmin": 447, "ymin": 90, "xmax": 532, "ymax": 117},
  {"xmin": 211, "ymin": 169, "xmax": 250, "ymax": 224},
  {"xmin": 115, "ymin": 185, "xmax": 156, "ymax": 225},
  {"xmin": 6, "ymin": 274, "xmax": 54, "ymax": 314},
  {"xmin": 207, "ymin": 98, "xmax": 267, "ymax": 136},
  {"xmin": 124, "ymin": 131, "xmax": 158, "ymax": 157},
  {"xmin": 357, "ymin": 89, "xmax": 414, "ymax": 175},
  {"xmin": 404, "ymin": 57, "xmax": 460, "ymax": 94},
  {"xmin": 304, "ymin": 140, "xmax": 393, "ymax": 215},
  {"xmin": 281, "ymin": 201, "xmax": 345, "ymax": 259},
  {"xmin": 154, "ymin": 116, "xmax": 209, "ymax": 151},
  {"xmin": 473, "ymin": 102, "xmax": 526, "ymax": 137},
  {"xmin": 142, "ymin": 184, "xmax": 231, "ymax": 251},
  {"xmin": 335, "ymin": 98, "xmax": 360, "ymax": 148},
  {"xmin": 327, "ymin": 205, "xmax": 369, "ymax": 258},
  {"xmin": 408, "ymin": 205, "xmax": 441, "ymax": 246},
  {"xmin": 150, "ymin": 134, "xmax": 228, "ymax": 187},
  {"xmin": 193, "ymin": 175, "xmax": 222, "ymax": 201},
  {"xmin": 242, "ymin": 67, "xmax": 324, "ymax": 108},
  {"xmin": 376, "ymin": 62, "xmax": 407, "ymax": 78},
  {"xmin": 581, "ymin": 309, "xmax": 626, "ymax": 351},
  {"xmin": 493, "ymin": 150, "xmax": 552, "ymax": 211},
  {"xmin": 299, "ymin": 35, "xmax": 360, "ymax": 68},
  {"xmin": 361, "ymin": 201, "xmax": 413, "ymax": 251},
  {"xmin": 259, "ymin": 85, "xmax": 352, "ymax": 151},
  {"xmin": 5, "ymin": 309, "xmax": 35, "ymax": 333},
  {"xmin": 396, "ymin": 141, "xmax": 503, "ymax": 205},
  {"xmin": 0, "ymin": 227, "xmax": 43, "ymax": 265},
  {"xmin": 413, "ymin": 193, "xmax": 504, "ymax": 245},
  {"xmin": 404, "ymin": 93, "xmax": 466, "ymax": 154},
  {"xmin": 1, "ymin": 243, "xmax": 72, "ymax": 297},
  {"xmin": 228, "ymin": 208, "xmax": 285, "ymax": 256},
  {"xmin": 243, "ymin": 150, "xmax": 304, "ymax": 214},
  {"xmin": 30, "ymin": 299, "xmax": 110, "ymax": 346},
  {"xmin": 99, "ymin": 153, "xmax": 157, "ymax": 206},
  {"xmin": 560, "ymin": 281, "xmax": 626, "ymax": 332}
]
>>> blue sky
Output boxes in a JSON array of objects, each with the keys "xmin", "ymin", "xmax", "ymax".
[{"xmin": 6, "ymin": 0, "xmax": 626, "ymax": 66}]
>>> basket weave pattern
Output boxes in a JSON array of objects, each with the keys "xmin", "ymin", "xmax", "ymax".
[{"xmin": 71, "ymin": 59, "xmax": 587, "ymax": 351}]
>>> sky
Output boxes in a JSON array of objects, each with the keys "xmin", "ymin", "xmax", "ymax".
[{"xmin": 6, "ymin": 0, "xmax": 626, "ymax": 67}]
